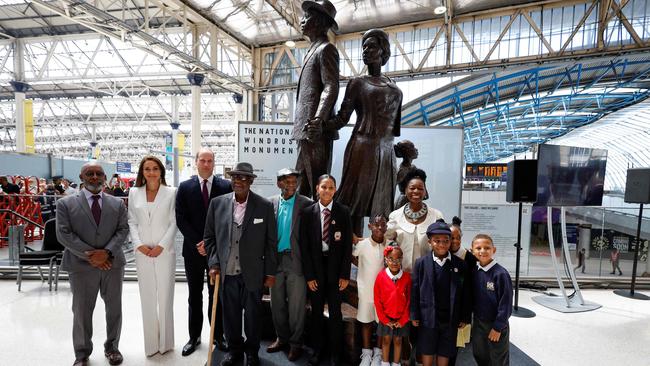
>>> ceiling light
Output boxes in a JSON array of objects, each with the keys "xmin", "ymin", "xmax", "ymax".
[
  {"xmin": 285, "ymin": 40, "xmax": 296, "ymax": 48},
  {"xmin": 434, "ymin": 6, "xmax": 446, "ymax": 14}
]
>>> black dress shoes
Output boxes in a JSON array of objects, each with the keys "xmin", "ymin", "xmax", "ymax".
[
  {"xmin": 182, "ymin": 338, "xmax": 201, "ymax": 356},
  {"xmin": 214, "ymin": 337, "xmax": 229, "ymax": 352},
  {"xmin": 266, "ymin": 338, "xmax": 288, "ymax": 353},
  {"xmin": 308, "ymin": 351, "xmax": 320, "ymax": 366},
  {"xmin": 72, "ymin": 358, "xmax": 88, "ymax": 366},
  {"xmin": 104, "ymin": 349, "xmax": 123, "ymax": 365},
  {"xmin": 220, "ymin": 352, "xmax": 244, "ymax": 366},
  {"xmin": 246, "ymin": 353, "xmax": 260, "ymax": 366}
]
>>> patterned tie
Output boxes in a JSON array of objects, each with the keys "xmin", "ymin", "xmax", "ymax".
[
  {"xmin": 202, "ymin": 179, "xmax": 209, "ymax": 208},
  {"xmin": 322, "ymin": 208, "xmax": 331, "ymax": 243},
  {"xmin": 91, "ymin": 195, "xmax": 101, "ymax": 225}
]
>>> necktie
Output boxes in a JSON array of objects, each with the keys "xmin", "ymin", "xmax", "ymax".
[
  {"xmin": 322, "ymin": 208, "xmax": 331, "ymax": 243},
  {"xmin": 202, "ymin": 179, "xmax": 209, "ymax": 208},
  {"xmin": 91, "ymin": 195, "xmax": 101, "ymax": 225}
]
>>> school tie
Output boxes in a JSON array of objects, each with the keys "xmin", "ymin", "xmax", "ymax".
[
  {"xmin": 322, "ymin": 208, "xmax": 331, "ymax": 243},
  {"xmin": 202, "ymin": 179, "xmax": 209, "ymax": 208},
  {"xmin": 91, "ymin": 195, "xmax": 101, "ymax": 225}
]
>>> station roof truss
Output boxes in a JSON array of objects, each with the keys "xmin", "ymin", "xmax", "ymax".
[{"xmin": 401, "ymin": 53, "xmax": 650, "ymax": 164}]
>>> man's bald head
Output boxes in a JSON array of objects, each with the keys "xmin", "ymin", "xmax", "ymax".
[{"xmin": 79, "ymin": 162, "xmax": 106, "ymax": 194}]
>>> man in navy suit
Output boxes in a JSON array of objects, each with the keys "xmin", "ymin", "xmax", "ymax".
[{"xmin": 176, "ymin": 148, "xmax": 232, "ymax": 356}]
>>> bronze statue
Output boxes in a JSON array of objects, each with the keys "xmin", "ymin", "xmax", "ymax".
[
  {"xmin": 293, "ymin": 0, "xmax": 340, "ymax": 198},
  {"xmin": 327, "ymin": 29, "xmax": 403, "ymax": 236},
  {"xmin": 394, "ymin": 139, "xmax": 420, "ymax": 208}
]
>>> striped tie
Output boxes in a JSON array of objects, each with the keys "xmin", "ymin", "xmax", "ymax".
[{"xmin": 322, "ymin": 208, "xmax": 331, "ymax": 243}]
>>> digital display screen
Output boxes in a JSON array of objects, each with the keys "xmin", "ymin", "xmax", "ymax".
[{"xmin": 535, "ymin": 144, "xmax": 607, "ymax": 207}]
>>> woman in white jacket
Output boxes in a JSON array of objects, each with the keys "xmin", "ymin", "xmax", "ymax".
[
  {"xmin": 386, "ymin": 169, "xmax": 444, "ymax": 273},
  {"xmin": 128, "ymin": 156, "xmax": 178, "ymax": 356}
]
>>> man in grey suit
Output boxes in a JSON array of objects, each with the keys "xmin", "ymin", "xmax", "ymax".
[
  {"xmin": 205, "ymin": 162, "xmax": 278, "ymax": 366},
  {"xmin": 56, "ymin": 163, "xmax": 129, "ymax": 366},
  {"xmin": 294, "ymin": 0, "xmax": 340, "ymax": 198},
  {"xmin": 266, "ymin": 168, "xmax": 312, "ymax": 361}
]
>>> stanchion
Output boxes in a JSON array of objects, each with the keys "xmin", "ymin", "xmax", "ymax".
[
  {"xmin": 614, "ymin": 203, "xmax": 650, "ymax": 300},
  {"xmin": 512, "ymin": 202, "xmax": 536, "ymax": 318}
]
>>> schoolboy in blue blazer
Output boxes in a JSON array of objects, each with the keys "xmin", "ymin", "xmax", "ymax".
[{"xmin": 410, "ymin": 220, "xmax": 471, "ymax": 366}]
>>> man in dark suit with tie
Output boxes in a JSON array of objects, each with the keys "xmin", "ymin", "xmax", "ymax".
[
  {"xmin": 176, "ymin": 148, "xmax": 232, "ymax": 356},
  {"xmin": 205, "ymin": 162, "xmax": 278, "ymax": 366},
  {"xmin": 293, "ymin": 0, "xmax": 340, "ymax": 198},
  {"xmin": 56, "ymin": 163, "xmax": 129, "ymax": 366}
]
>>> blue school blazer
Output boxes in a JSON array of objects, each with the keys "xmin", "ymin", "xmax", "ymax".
[{"xmin": 410, "ymin": 253, "xmax": 472, "ymax": 328}]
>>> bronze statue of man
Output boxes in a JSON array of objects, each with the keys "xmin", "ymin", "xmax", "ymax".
[{"xmin": 293, "ymin": 0, "xmax": 340, "ymax": 198}]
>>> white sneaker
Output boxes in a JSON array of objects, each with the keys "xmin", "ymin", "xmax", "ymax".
[
  {"xmin": 371, "ymin": 348, "xmax": 382, "ymax": 366},
  {"xmin": 360, "ymin": 348, "xmax": 373, "ymax": 366}
]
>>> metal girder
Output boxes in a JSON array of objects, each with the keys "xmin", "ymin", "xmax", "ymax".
[
  {"xmin": 32, "ymin": 0, "xmax": 252, "ymax": 93},
  {"xmin": 403, "ymin": 53, "xmax": 650, "ymax": 163},
  {"xmin": 0, "ymin": 93, "xmax": 238, "ymax": 165},
  {"xmin": 264, "ymin": 0, "xmax": 301, "ymax": 35},
  {"xmin": 257, "ymin": 0, "xmax": 650, "ymax": 93}
]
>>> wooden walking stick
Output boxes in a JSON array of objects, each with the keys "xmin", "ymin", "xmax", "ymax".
[{"xmin": 206, "ymin": 273, "xmax": 220, "ymax": 366}]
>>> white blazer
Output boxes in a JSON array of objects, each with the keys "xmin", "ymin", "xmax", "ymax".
[
  {"xmin": 128, "ymin": 185, "xmax": 177, "ymax": 252},
  {"xmin": 386, "ymin": 204, "xmax": 444, "ymax": 273}
]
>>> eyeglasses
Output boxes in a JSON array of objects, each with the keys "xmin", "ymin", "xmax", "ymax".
[
  {"xmin": 231, "ymin": 175, "xmax": 250, "ymax": 182},
  {"xmin": 386, "ymin": 257, "xmax": 402, "ymax": 264}
]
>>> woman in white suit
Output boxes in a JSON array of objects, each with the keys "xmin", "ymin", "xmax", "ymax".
[{"xmin": 128, "ymin": 155, "xmax": 177, "ymax": 356}]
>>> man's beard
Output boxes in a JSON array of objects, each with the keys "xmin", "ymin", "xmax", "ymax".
[{"xmin": 85, "ymin": 182, "xmax": 103, "ymax": 193}]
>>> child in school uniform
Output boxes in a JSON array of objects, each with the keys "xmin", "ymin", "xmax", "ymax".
[
  {"xmin": 449, "ymin": 216, "xmax": 476, "ymax": 366},
  {"xmin": 374, "ymin": 245, "xmax": 411, "ymax": 366},
  {"xmin": 354, "ymin": 214, "xmax": 389, "ymax": 366},
  {"xmin": 471, "ymin": 234, "xmax": 513, "ymax": 366},
  {"xmin": 410, "ymin": 220, "xmax": 471, "ymax": 366}
]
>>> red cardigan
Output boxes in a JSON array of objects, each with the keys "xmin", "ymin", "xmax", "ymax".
[{"xmin": 373, "ymin": 269, "xmax": 412, "ymax": 326}]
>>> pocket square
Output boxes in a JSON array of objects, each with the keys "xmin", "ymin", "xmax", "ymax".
[{"xmin": 254, "ymin": 218, "xmax": 264, "ymax": 224}]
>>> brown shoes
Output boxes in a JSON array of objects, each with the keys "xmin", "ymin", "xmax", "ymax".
[
  {"xmin": 104, "ymin": 349, "xmax": 124, "ymax": 365},
  {"xmin": 266, "ymin": 339, "xmax": 288, "ymax": 353},
  {"xmin": 72, "ymin": 358, "xmax": 88, "ymax": 366},
  {"xmin": 288, "ymin": 345, "xmax": 303, "ymax": 362}
]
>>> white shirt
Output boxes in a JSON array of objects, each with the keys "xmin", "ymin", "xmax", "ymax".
[
  {"xmin": 433, "ymin": 252, "xmax": 451, "ymax": 267},
  {"xmin": 385, "ymin": 267, "xmax": 404, "ymax": 281},
  {"xmin": 477, "ymin": 259, "xmax": 497, "ymax": 272},
  {"xmin": 232, "ymin": 193, "xmax": 249, "ymax": 226},
  {"xmin": 319, "ymin": 200, "xmax": 333, "ymax": 252},
  {"xmin": 198, "ymin": 175, "xmax": 214, "ymax": 196},
  {"xmin": 452, "ymin": 247, "xmax": 468, "ymax": 260},
  {"xmin": 82, "ymin": 188, "xmax": 103, "ymax": 209}
]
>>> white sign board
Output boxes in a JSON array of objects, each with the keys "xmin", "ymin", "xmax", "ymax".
[
  {"xmin": 238, "ymin": 121, "xmax": 463, "ymax": 219},
  {"xmin": 460, "ymin": 204, "xmax": 531, "ymax": 273}
]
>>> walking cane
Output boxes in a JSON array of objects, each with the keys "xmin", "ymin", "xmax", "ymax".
[{"xmin": 206, "ymin": 273, "xmax": 220, "ymax": 366}]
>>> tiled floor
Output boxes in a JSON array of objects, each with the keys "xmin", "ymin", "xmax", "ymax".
[{"xmin": 1, "ymin": 279, "xmax": 649, "ymax": 366}]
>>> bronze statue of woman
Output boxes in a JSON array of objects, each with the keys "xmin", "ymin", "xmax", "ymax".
[{"xmin": 326, "ymin": 28, "xmax": 403, "ymax": 236}]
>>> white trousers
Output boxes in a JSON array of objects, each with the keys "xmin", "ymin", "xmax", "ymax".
[{"xmin": 135, "ymin": 249, "xmax": 176, "ymax": 355}]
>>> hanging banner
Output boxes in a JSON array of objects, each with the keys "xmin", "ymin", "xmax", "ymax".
[
  {"xmin": 24, "ymin": 99, "xmax": 34, "ymax": 153},
  {"xmin": 178, "ymin": 132, "xmax": 186, "ymax": 169}
]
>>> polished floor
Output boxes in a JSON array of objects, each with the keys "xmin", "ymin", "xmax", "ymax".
[{"xmin": 1, "ymin": 279, "xmax": 649, "ymax": 366}]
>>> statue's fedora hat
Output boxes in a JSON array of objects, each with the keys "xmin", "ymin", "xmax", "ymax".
[{"xmin": 302, "ymin": 0, "xmax": 339, "ymax": 31}]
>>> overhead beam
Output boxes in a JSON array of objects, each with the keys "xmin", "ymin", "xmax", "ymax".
[{"xmin": 32, "ymin": 0, "xmax": 251, "ymax": 93}]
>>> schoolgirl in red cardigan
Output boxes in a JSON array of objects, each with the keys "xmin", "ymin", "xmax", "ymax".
[{"xmin": 373, "ymin": 245, "xmax": 412, "ymax": 366}]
